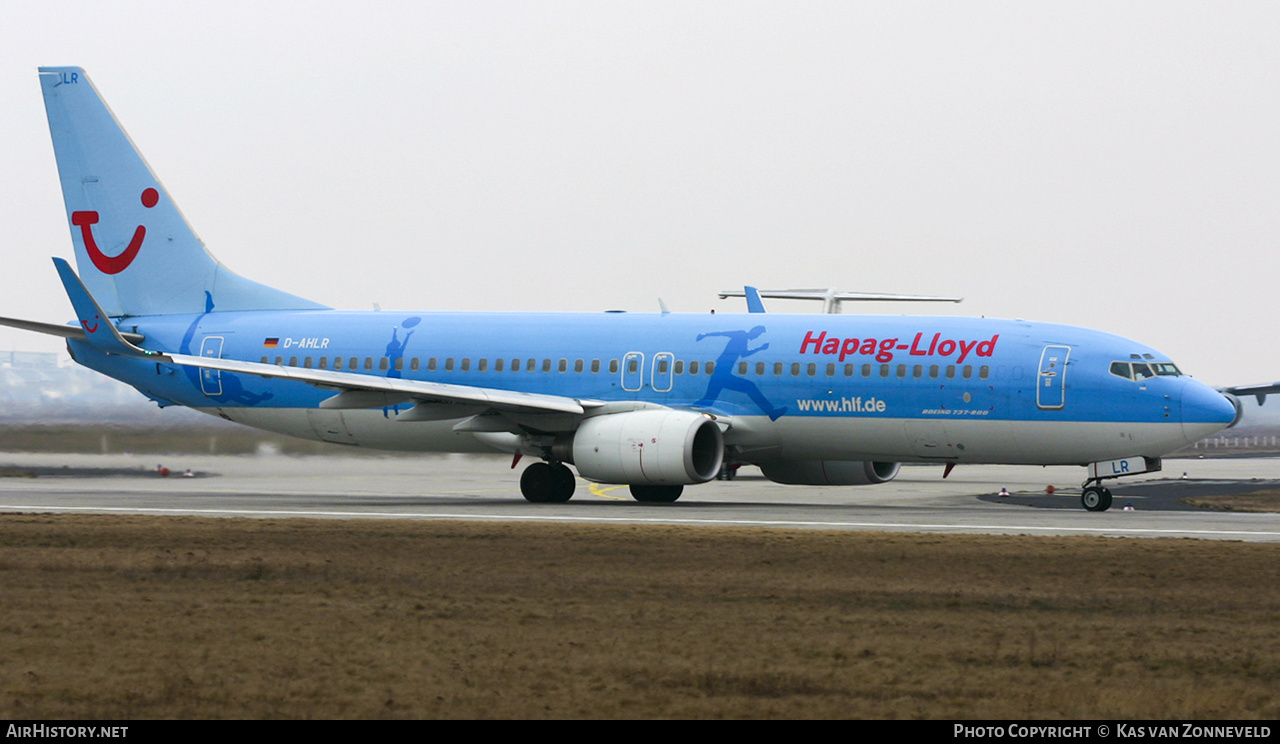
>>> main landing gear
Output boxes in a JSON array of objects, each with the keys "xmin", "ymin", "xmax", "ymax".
[
  {"xmin": 519, "ymin": 461, "xmax": 686, "ymax": 504},
  {"xmin": 520, "ymin": 461, "xmax": 576, "ymax": 503},
  {"xmin": 629, "ymin": 484, "xmax": 684, "ymax": 503}
]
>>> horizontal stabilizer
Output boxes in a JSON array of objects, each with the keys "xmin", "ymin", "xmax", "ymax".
[{"xmin": 0, "ymin": 314, "xmax": 144, "ymax": 344}]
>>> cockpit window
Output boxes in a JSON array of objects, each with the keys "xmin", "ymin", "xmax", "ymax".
[{"xmin": 1111, "ymin": 360, "xmax": 1181, "ymax": 380}]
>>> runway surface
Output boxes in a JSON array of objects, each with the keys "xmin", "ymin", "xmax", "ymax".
[{"xmin": 2, "ymin": 452, "xmax": 1280, "ymax": 542}]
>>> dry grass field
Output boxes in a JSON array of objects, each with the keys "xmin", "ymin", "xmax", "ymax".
[
  {"xmin": 1, "ymin": 515, "xmax": 1278, "ymax": 719},
  {"xmin": 1185, "ymin": 490, "xmax": 1280, "ymax": 512}
]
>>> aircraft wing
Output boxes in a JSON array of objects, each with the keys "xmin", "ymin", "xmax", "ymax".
[
  {"xmin": 44, "ymin": 256, "xmax": 600, "ymax": 417},
  {"xmin": 1219, "ymin": 382, "xmax": 1280, "ymax": 406},
  {"xmin": 169, "ymin": 353, "xmax": 602, "ymax": 415},
  {"xmin": 719, "ymin": 287, "xmax": 962, "ymax": 314}
]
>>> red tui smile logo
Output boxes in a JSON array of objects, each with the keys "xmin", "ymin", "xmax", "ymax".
[{"xmin": 71, "ymin": 188, "xmax": 158, "ymax": 275}]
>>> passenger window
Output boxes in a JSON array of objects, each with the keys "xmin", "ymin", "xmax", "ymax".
[
  {"xmin": 962, "ymin": 365, "xmax": 972, "ymax": 379},
  {"xmin": 319, "ymin": 357, "xmax": 328, "ymax": 370},
  {"xmin": 674, "ymin": 360, "xmax": 684, "ymax": 375},
  {"xmin": 807, "ymin": 363, "xmax": 816, "ymax": 376},
  {"xmin": 395, "ymin": 358, "xmax": 404, "ymax": 371},
  {"xmin": 844, "ymin": 363, "xmax": 854, "ymax": 377},
  {"xmin": 610, "ymin": 360, "xmax": 619, "ymax": 374},
  {"xmin": 756, "ymin": 362, "xmax": 766, "ymax": 376},
  {"xmin": 862, "ymin": 364, "xmax": 871, "ymax": 378},
  {"xmin": 979, "ymin": 365, "xmax": 989, "ymax": 379},
  {"xmin": 574, "ymin": 359, "xmax": 584, "ymax": 373},
  {"xmin": 460, "ymin": 358, "xmax": 470, "ymax": 372},
  {"xmin": 494, "ymin": 358, "xmax": 504, "ymax": 372},
  {"xmin": 826, "ymin": 363, "xmax": 836, "ymax": 377},
  {"xmin": 543, "ymin": 359, "xmax": 552, "ymax": 372},
  {"xmin": 259, "ymin": 356, "xmax": 268, "ymax": 364},
  {"xmin": 774, "ymin": 362, "xmax": 783, "ymax": 376},
  {"xmin": 445, "ymin": 358, "xmax": 455, "ymax": 372},
  {"xmin": 364, "ymin": 357, "xmax": 373, "ymax": 371},
  {"xmin": 880, "ymin": 364, "xmax": 890, "ymax": 378},
  {"xmin": 289, "ymin": 356, "xmax": 298, "ymax": 367},
  {"xmin": 739, "ymin": 362, "xmax": 748, "ymax": 375},
  {"xmin": 428, "ymin": 358, "xmax": 438, "ymax": 371},
  {"xmin": 791, "ymin": 362, "xmax": 801, "ymax": 376},
  {"xmin": 410, "ymin": 358, "xmax": 420, "ymax": 371},
  {"xmin": 929, "ymin": 364, "xmax": 939, "ymax": 379},
  {"xmin": 591, "ymin": 359, "xmax": 600, "ymax": 373},
  {"xmin": 477, "ymin": 358, "xmax": 487, "ymax": 372},
  {"xmin": 689, "ymin": 361, "xmax": 699, "ymax": 375},
  {"xmin": 558, "ymin": 359, "xmax": 568, "ymax": 373},
  {"xmin": 706, "ymin": 362, "xmax": 714, "ymax": 375}
]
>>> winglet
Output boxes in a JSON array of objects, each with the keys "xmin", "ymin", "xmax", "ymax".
[
  {"xmin": 53, "ymin": 257, "xmax": 164, "ymax": 358},
  {"xmin": 743, "ymin": 286, "xmax": 767, "ymax": 314}
]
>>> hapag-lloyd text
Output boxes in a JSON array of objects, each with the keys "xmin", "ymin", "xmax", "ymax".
[{"xmin": 800, "ymin": 331, "xmax": 999, "ymax": 364}]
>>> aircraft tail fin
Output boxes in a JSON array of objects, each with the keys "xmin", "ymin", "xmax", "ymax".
[{"xmin": 38, "ymin": 67, "xmax": 328, "ymax": 318}]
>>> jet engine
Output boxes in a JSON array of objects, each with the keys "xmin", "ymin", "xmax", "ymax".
[
  {"xmin": 565, "ymin": 409, "xmax": 724, "ymax": 485},
  {"xmin": 758, "ymin": 460, "xmax": 900, "ymax": 486}
]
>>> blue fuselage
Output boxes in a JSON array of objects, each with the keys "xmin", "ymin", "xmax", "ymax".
[{"xmin": 70, "ymin": 310, "xmax": 1236, "ymax": 466}]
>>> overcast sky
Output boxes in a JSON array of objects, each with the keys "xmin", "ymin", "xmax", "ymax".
[{"xmin": 1, "ymin": 2, "xmax": 1277, "ymax": 387}]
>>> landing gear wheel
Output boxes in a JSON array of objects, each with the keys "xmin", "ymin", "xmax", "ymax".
[
  {"xmin": 1081, "ymin": 486, "xmax": 1113, "ymax": 512},
  {"xmin": 629, "ymin": 484, "xmax": 684, "ymax": 503},
  {"xmin": 520, "ymin": 462, "xmax": 576, "ymax": 503}
]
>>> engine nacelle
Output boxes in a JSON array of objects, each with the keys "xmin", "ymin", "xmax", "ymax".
[
  {"xmin": 758, "ymin": 460, "xmax": 900, "ymax": 486},
  {"xmin": 1223, "ymin": 393, "xmax": 1245, "ymax": 429},
  {"xmin": 570, "ymin": 410, "xmax": 724, "ymax": 485}
]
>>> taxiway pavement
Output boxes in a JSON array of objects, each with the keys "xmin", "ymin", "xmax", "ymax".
[{"xmin": 2, "ymin": 452, "xmax": 1279, "ymax": 542}]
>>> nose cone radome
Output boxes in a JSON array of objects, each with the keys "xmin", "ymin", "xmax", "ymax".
[{"xmin": 1181, "ymin": 380, "xmax": 1238, "ymax": 443}]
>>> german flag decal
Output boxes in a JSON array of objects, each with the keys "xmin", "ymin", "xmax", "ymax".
[{"xmin": 263, "ymin": 338, "xmax": 279, "ymax": 348}]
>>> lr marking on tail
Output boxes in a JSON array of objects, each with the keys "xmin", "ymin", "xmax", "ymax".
[{"xmin": 70, "ymin": 188, "xmax": 158, "ymax": 275}]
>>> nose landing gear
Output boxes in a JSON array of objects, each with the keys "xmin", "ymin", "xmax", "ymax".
[
  {"xmin": 1080, "ymin": 456, "xmax": 1161, "ymax": 512},
  {"xmin": 1081, "ymin": 485, "xmax": 1113, "ymax": 512}
]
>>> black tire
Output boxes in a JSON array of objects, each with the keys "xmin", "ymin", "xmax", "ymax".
[
  {"xmin": 630, "ymin": 484, "xmax": 683, "ymax": 503},
  {"xmin": 1081, "ymin": 486, "xmax": 1113, "ymax": 512},
  {"xmin": 521, "ymin": 462, "xmax": 575, "ymax": 503}
]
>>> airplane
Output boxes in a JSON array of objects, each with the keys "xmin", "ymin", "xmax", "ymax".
[{"xmin": 0, "ymin": 66, "xmax": 1260, "ymax": 512}]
